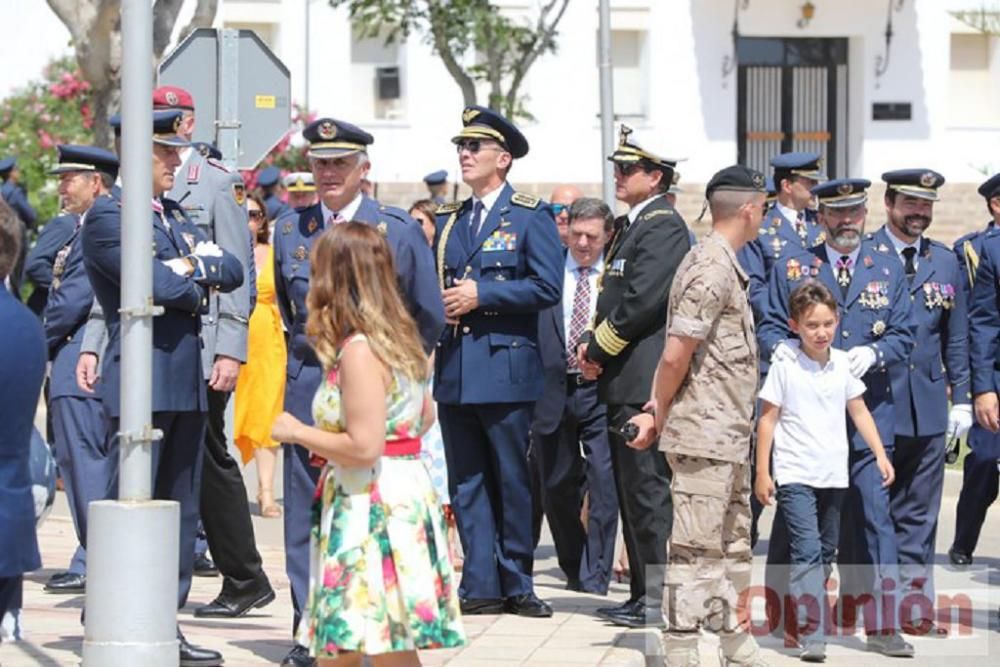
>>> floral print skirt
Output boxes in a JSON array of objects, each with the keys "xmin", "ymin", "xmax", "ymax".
[{"xmin": 298, "ymin": 456, "xmax": 466, "ymax": 658}]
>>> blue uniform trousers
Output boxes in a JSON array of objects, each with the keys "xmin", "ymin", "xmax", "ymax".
[
  {"xmin": 281, "ymin": 362, "xmax": 323, "ymax": 636},
  {"xmin": 890, "ymin": 434, "xmax": 945, "ymax": 619},
  {"xmin": 105, "ymin": 411, "xmax": 205, "ymax": 610},
  {"xmin": 50, "ymin": 396, "xmax": 115, "ymax": 577},
  {"xmin": 952, "ymin": 425, "xmax": 1000, "ymax": 556},
  {"xmin": 532, "ymin": 379, "xmax": 618, "ymax": 594},
  {"xmin": 838, "ymin": 446, "xmax": 900, "ymax": 633},
  {"xmin": 439, "ymin": 402, "xmax": 535, "ymax": 600}
]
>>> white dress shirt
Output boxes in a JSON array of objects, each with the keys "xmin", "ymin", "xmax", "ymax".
[
  {"xmin": 825, "ymin": 243, "xmax": 861, "ymax": 279},
  {"xmin": 885, "ymin": 225, "xmax": 921, "ymax": 270},
  {"xmin": 626, "ymin": 193, "xmax": 664, "ymax": 226},
  {"xmin": 470, "ymin": 182, "xmax": 506, "ymax": 235},
  {"xmin": 562, "ymin": 252, "xmax": 604, "ymax": 343},
  {"xmin": 775, "ymin": 202, "xmax": 801, "ymax": 224},
  {"xmin": 321, "ymin": 192, "xmax": 363, "ymax": 226}
]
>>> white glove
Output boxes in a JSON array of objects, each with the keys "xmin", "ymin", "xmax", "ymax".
[
  {"xmin": 947, "ymin": 404, "xmax": 974, "ymax": 440},
  {"xmin": 161, "ymin": 257, "xmax": 190, "ymax": 276},
  {"xmin": 770, "ymin": 339, "xmax": 798, "ymax": 364},
  {"xmin": 846, "ymin": 345, "xmax": 877, "ymax": 378},
  {"xmin": 193, "ymin": 240, "xmax": 223, "ymax": 258}
]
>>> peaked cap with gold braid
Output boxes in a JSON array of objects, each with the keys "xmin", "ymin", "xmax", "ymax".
[
  {"xmin": 606, "ymin": 124, "xmax": 683, "ymax": 173},
  {"xmin": 451, "ymin": 105, "xmax": 529, "ymax": 159}
]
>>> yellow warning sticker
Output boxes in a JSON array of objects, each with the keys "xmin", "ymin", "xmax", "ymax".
[{"xmin": 255, "ymin": 95, "xmax": 276, "ymax": 109}]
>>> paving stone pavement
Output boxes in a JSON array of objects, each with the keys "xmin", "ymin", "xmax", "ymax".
[{"xmin": 1, "ymin": 468, "xmax": 998, "ymax": 666}]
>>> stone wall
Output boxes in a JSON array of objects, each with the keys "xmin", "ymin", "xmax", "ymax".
[{"xmin": 374, "ymin": 181, "xmax": 992, "ymax": 247}]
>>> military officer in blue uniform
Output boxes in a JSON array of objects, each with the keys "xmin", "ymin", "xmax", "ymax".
[
  {"xmin": 25, "ymin": 212, "xmax": 78, "ymax": 316},
  {"xmin": 258, "ymin": 165, "xmax": 291, "ymax": 222},
  {"xmin": 274, "ymin": 117, "xmax": 444, "ymax": 667},
  {"xmin": 39, "ymin": 145, "xmax": 119, "ymax": 596},
  {"xmin": 81, "ymin": 110, "xmax": 243, "ymax": 667},
  {"xmin": 739, "ymin": 151, "xmax": 825, "ymax": 322},
  {"xmin": 283, "ymin": 172, "xmax": 317, "ymax": 212},
  {"xmin": 950, "ymin": 172, "xmax": 1000, "ymax": 567},
  {"xmin": 0, "ymin": 156, "xmax": 37, "ymax": 229},
  {"xmin": 875, "ymin": 169, "xmax": 971, "ymax": 633},
  {"xmin": 433, "ymin": 105, "xmax": 562, "ymax": 619},
  {"xmin": 424, "ymin": 168, "xmax": 449, "ymax": 205},
  {"xmin": 1, "ymin": 156, "xmax": 38, "ymax": 299},
  {"xmin": 155, "ymin": 84, "xmax": 275, "ymax": 617},
  {"xmin": 760, "ymin": 178, "xmax": 916, "ymax": 656}
]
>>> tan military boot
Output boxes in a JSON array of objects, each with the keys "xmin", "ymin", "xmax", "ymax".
[
  {"xmin": 718, "ymin": 631, "xmax": 769, "ymax": 666},
  {"xmin": 662, "ymin": 632, "xmax": 699, "ymax": 667}
]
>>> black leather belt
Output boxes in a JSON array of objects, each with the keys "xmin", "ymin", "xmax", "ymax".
[{"xmin": 567, "ymin": 373, "xmax": 595, "ymax": 387}]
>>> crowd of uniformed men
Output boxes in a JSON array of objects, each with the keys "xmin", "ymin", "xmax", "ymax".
[{"xmin": 2, "ymin": 80, "xmax": 1000, "ymax": 667}]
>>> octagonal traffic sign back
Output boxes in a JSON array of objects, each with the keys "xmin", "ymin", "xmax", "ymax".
[{"xmin": 159, "ymin": 28, "xmax": 291, "ymax": 170}]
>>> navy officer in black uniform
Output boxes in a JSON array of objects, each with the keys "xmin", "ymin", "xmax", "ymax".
[
  {"xmin": 81, "ymin": 110, "xmax": 243, "ymax": 667},
  {"xmin": 434, "ymin": 105, "xmax": 562, "ymax": 618},
  {"xmin": 273, "ymin": 117, "xmax": 444, "ymax": 667},
  {"xmin": 579, "ymin": 126, "xmax": 693, "ymax": 628}
]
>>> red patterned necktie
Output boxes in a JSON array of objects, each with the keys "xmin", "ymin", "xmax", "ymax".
[{"xmin": 566, "ymin": 265, "xmax": 591, "ymax": 371}]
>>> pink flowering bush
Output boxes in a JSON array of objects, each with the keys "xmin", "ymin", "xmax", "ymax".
[{"xmin": 0, "ymin": 58, "xmax": 97, "ymax": 223}]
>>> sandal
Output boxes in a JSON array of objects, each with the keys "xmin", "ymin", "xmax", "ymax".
[{"xmin": 258, "ymin": 490, "xmax": 282, "ymax": 518}]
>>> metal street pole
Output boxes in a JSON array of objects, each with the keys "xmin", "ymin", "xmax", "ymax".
[
  {"xmin": 304, "ymin": 0, "xmax": 311, "ymax": 113},
  {"xmin": 597, "ymin": 0, "xmax": 615, "ymax": 206},
  {"xmin": 83, "ymin": 0, "xmax": 179, "ymax": 664}
]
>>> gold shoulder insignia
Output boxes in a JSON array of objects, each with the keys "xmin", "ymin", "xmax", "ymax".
[
  {"xmin": 641, "ymin": 210, "xmax": 670, "ymax": 221},
  {"xmin": 511, "ymin": 192, "xmax": 540, "ymax": 209},
  {"xmin": 436, "ymin": 202, "xmax": 461, "ymax": 215}
]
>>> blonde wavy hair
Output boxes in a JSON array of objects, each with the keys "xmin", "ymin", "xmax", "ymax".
[{"xmin": 306, "ymin": 222, "xmax": 428, "ymax": 382}]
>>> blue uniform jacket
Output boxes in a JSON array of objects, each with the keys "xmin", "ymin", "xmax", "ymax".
[
  {"xmin": 966, "ymin": 229, "xmax": 1000, "ymax": 396},
  {"xmin": 24, "ymin": 213, "xmax": 77, "ymax": 315},
  {"xmin": 273, "ymin": 197, "xmax": 445, "ymax": 388},
  {"xmin": 432, "ymin": 184, "xmax": 563, "ymax": 405},
  {"xmin": 759, "ymin": 240, "xmax": 915, "ymax": 450},
  {"xmin": 81, "ymin": 195, "xmax": 243, "ymax": 418},
  {"xmin": 870, "ymin": 227, "xmax": 970, "ymax": 437},
  {"xmin": 1, "ymin": 180, "xmax": 37, "ymax": 228},
  {"xmin": 953, "ymin": 222, "xmax": 995, "ymax": 297},
  {"xmin": 738, "ymin": 204, "xmax": 824, "ymax": 323},
  {"xmin": 265, "ymin": 193, "xmax": 293, "ymax": 223},
  {"xmin": 0, "ymin": 289, "xmax": 46, "ymax": 577},
  {"xmin": 42, "ymin": 219, "xmax": 96, "ymax": 400}
]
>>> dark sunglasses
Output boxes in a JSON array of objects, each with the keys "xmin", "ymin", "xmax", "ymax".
[
  {"xmin": 551, "ymin": 203, "xmax": 569, "ymax": 216},
  {"xmin": 613, "ymin": 162, "xmax": 644, "ymax": 177},
  {"xmin": 248, "ymin": 209, "xmax": 265, "ymax": 220},
  {"xmin": 455, "ymin": 139, "xmax": 502, "ymax": 155}
]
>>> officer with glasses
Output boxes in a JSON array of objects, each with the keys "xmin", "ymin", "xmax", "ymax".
[
  {"xmin": 433, "ymin": 105, "xmax": 563, "ymax": 619},
  {"xmin": 549, "ymin": 184, "xmax": 583, "ymax": 247}
]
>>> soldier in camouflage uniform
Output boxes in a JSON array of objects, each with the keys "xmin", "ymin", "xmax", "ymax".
[{"xmin": 636, "ymin": 166, "xmax": 769, "ymax": 667}]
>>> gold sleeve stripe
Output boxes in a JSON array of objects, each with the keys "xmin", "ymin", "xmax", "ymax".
[{"xmin": 594, "ymin": 320, "xmax": 628, "ymax": 356}]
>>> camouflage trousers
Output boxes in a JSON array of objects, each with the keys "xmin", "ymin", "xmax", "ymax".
[{"xmin": 663, "ymin": 453, "xmax": 753, "ymax": 634}]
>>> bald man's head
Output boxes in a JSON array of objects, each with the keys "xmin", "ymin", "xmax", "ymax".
[{"xmin": 550, "ymin": 184, "xmax": 584, "ymax": 246}]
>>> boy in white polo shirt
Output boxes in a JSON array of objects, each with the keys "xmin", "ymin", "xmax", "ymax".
[{"xmin": 755, "ymin": 280, "xmax": 895, "ymax": 662}]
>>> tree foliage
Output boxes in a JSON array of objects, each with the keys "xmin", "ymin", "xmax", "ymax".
[
  {"xmin": 331, "ymin": 0, "xmax": 570, "ymax": 120},
  {"xmin": 44, "ymin": 0, "xmax": 219, "ymax": 148},
  {"xmin": 0, "ymin": 58, "xmax": 97, "ymax": 223},
  {"xmin": 952, "ymin": 6, "xmax": 1000, "ymax": 34}
]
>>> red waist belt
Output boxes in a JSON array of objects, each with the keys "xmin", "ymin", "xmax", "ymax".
[{"xmin": 309, "ymin": 436, "xmax": 422, "ymax": 467}]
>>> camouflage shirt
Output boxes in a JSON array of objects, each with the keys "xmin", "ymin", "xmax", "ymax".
[{"xmin": 659, "ymin": 230, "xmax": 758, "ymax": 463}]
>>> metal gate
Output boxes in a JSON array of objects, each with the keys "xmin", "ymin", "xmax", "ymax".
[{"xmin": 737, "ymin": 38, "xmax": 848, "ymax": 178}]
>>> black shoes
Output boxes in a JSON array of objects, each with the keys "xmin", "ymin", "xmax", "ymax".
[
  {"xmin": 193, "ymin": 553, "xmax": 219, "ymax": 577},
  {"xmin": 460, "ymin": 597, "xmax": 504, "ymax": 615},
  {"xmin": 460, "ymin": 593, "xmax": 553, "ymax": 617},
  {"xmin": 178, "ymin": 631, "xmax": 223, "ymax": 666},
  {"xmin": 948, "ymin": 547, "xmax": 973, "ymax": 566},
  {"xmin": 44, "ymin": 572, "xmax": 85, "ymax": 594},
  {"xmin": 280, "ymin": 644, "xmax": 315, "ymax": 667},
  {"xmin": 194, "ymin": 585, "xmax": 276, "ymax": 618},
  {"xmin": 865, "ymin": 631, "xmax": 915, "ymax": 657},
  {"xmin": 596, "ymin": 600, "xmax": 664, "ymax": 629},
  {"xmin": 504, "ymin": 593, "xmax": 553, "ymax": 618}
]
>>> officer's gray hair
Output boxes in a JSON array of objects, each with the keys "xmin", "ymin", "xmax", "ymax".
[
  {"xmin": 0, "ymin": 200, "xmax": 21, "ymax": 279},
  {"xmin": 568, "ymin": 197, "xmax": 614, "ymax": 232}
]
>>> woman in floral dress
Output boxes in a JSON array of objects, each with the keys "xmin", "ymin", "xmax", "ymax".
[{"xmin": 271, "ymin": 222, "xmax": 464, "ymax": 666}]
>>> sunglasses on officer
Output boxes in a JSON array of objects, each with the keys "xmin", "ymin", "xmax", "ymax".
[
  {"xmin": 613, "ymin": 162, "xmax": 645, "ymax": 178},
  {"xmin": 551, "ymin": 203, "xmax": 570, "ymax": 216},
  {"xmin": 455, "ymin": 139, "xmax": 505, "ymax": 155}
]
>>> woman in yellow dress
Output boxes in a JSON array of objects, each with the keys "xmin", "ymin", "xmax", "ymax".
[{"xmin": 234, "ymin": 193, "xmax": 286, "ymax": 518}]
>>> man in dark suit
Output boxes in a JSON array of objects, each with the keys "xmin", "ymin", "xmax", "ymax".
[
  {"xmin": 532, "ymin": 197, "xmax": 618, "ymax": 595},
  {"xmin": 81, "ymin": 110, "xmax": 243, "ymax": 667},
  {"xmin": 434, "ymin": 105, "xmax": 563, "ymax": 619},
  {"xmin": 578, "ymin": 125, "xmax": 693, "ymax": 628},
  {"xmin": 0, "ymin": 199, "xmax": 47, "ymax": 640}
]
